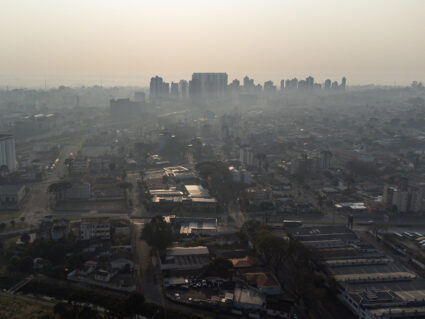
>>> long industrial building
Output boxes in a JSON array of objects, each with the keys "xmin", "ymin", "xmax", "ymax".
[{"xmin": 288, "ymin": 226, "xmax": 425, "ymax": 319}]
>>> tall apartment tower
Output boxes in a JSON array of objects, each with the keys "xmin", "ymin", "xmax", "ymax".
[
  {"xmin": 264, "ymin": 80, "xmax": 276, "ymax": 93},
  {"xmin": 171, "ymin": 82, "xmax": 179, "ymax": 97},
  {"xmin": 324, "ymin": 79, "xmax": 331, "ymax": 89},
  {"xmin": 0, "ymin": 134, "xmax": 16, "ymax": 171},
  {"xmin": 341, "ymin": 77, "xmax": 347, "ymax": 90},
  {"xmin": 306, "ymin": 76, "xmax": 314, "ymax": 90},
  {"xmin": 150, "ymin": 76, "xmax": 164, "ymax": 101},
  {"xmin": 179, "ymin": 80, "xmax": 188, "ymax": 98},
  {"xmin": 189, "ymin": 73, "xmax": 228, "ymax": 99}
]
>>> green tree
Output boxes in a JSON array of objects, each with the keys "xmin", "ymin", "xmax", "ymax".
[
  {"xmin": 202, "ymin": 257, "xmax": 233, "ymax": 278},
  {"xmin": 19, "ymin": 255, "xmax": 34, "ymax": 272},
  {"xmin": 8, "ymin": 255, "xmax": 21, "ymax": 272},
  {"xmin": 117, "ymin": 181, "xmax": 133, "ymax": 203},
  {"xmin": 195, "ymin": 161, "xmax": 238, "ymax": 205},
  {"xmin": 253, "ymin": 230, "xmax": 290, "ymax": 274},
  {"xmin": 124, "ymin": 292, "xmax": 145, "ymax": 317},
  {"xmin": 141, "ymin": 215, "xmax": 174, "ymax": 253},
  {"xmin": 240, "ymin": 219, "xmax": 263, "ymax": 240}
]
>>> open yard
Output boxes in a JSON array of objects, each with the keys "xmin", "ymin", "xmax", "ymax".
[
  {"xmin": 0, "ymin": 210, "xmax": 21, "ymax": 222},
  {"xmin": 0, "ymin": 294, "xmax": 53, "ymax": 319}
]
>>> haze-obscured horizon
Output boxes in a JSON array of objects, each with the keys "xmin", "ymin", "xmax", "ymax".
[{"xmin": 1, "ymin": 0, "xmax": 424, "ymax": 87}]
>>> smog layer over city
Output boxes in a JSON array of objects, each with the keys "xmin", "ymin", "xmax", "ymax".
[{"xmin": 0, "ymin": 1, "xmax": 425, "ymax": 319}]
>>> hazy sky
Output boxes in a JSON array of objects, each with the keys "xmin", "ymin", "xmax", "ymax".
[{"xmin": 1, "ymin": 0, "xmax": 424, "ymax": 87}]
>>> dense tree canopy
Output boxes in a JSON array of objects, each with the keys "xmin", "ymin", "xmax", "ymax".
[
  {"xmin": 195, "ymin": 161, "xmax": 238, "ymax": 204},
  {"xmin": 141, "ymin": 215, "xmax": 174, "ymax": 252},
  {"xmin": 202, "ymin": 257, "xmax": 233, "ymax": 278}
]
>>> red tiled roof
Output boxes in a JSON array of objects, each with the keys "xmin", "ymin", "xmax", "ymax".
[{"xmin": 244, "ymin": 272, "xmax": 279, "ymax": 288}]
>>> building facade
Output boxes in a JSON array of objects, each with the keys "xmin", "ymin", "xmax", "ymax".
[
  {"xmin": 80, "ymin": 218, "xmax": 111, "ymax": 240},
  {"xmin": 0, "ymin": 134, "xmax": 16, "ymax": 171},
  {"xmin": 189, "ymin": 73, "xmax": 228, "ymax": 99}
]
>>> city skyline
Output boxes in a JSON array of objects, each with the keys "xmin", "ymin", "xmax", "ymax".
[{"xmin": 1, "ymin": 0, "xmax": 424, "ymax": 87}]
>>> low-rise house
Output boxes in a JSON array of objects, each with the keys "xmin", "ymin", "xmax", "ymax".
[
  {"xmin": 33, "ymin": 257, "xmax": 50, "ymax": 270},
  {"xmin": 67, "ymin": 260, "xmax": 135, "ymax": 292},
  {"xmin": 244, "ymin": 272, "xmax": 281, "ymax": 295},
  {"xmin": 113, "ymin": 219, "xmax": 131, "ymax": 236},
  {"xmin": 233, "ymin": 288, "xmax": 265, "ymax": 310},
  {"xmin": 110, "ymin": 257, "xmax": 134, "ymax": 270},
  {"xmin": 80, "ymin": 217, "xmax": 111, "ymax": 240},
  {"xmin": 36, "ymin": 219, "xmax": 70, "ymax": 241},
  {"xmin": 94, "ymin": 268, "xmax": 115, "ymax": 282}
]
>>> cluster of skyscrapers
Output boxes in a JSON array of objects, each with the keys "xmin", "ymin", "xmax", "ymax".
[
  {"xmin": 149, "ymin": 73, "xmax": 347, "ymax": 101},
  {"xmin": 150, "ymin": 76, "xmax": 189, "ymax": 101}
]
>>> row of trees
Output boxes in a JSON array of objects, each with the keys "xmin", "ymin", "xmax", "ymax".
[
  {"xmin": 4, "ymin": 235, "xmax": 84, "ymax": 279},
  {"xmin": 23, "ymin": 279, "xmax": 211, "ymax": 319}
]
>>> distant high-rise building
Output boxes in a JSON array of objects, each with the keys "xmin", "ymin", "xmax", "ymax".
[
  {"xmin": 285, "ymin": 78, "xmax": 298, "ymax": 89},
  {"xmin": 162, "ymin": 82, "xmax": 170, "ymax": 97},
  {"xmin": 331, "ymin": 81, "xmax": 339, "ymax": 89},
  {"xmin": 324, "ymin": 79, "xmax": 331, "ymax": 89},
  {"xmin": 306, "ymin": 76, "xmax": 314, "ymax": 90},
  {"xmin": 243, "ymin": 76, "xmax": 255, "ymax": 90},
  {"xmin": 264, "ymin": 80, "xmax": 277, "ymax": 93},
  {"xmin": 229, "ymin": 79, "xmax": 241, "ymax": 92},
  {"xmin": 179, "ymin": 80, "xmax": 188, "ymax": 98},
  {"xmin": 150, "ymin": 76, "xmax": 163, "ymax": 101},
  {"xmin": 0, "ymin": 134, "xmax": 16, "ymax": 171},
  {"xmin": 171, "ymin": 82, "xmax": 179, "ymax": 97},
  {"xmin": 189, "ymin": 73, "xmax": 228, "ymax": 99},
  {"xmin": 341, "ymin": 76, "xmax": 347, "ymax": 90},
  {"xmin": 383, "ymin": 184, "xmax": 423, "ymax": 213},
  {"xmin": 280, "ymin": 80, "xmax": 285, "ymax": 91},
  {"xmin": 298, "ymin": 80, "xmax": 307, "ymax": 89},
  {"xmin": 320, "ymin": 151, "xmax": 332, "ymax": 169}
]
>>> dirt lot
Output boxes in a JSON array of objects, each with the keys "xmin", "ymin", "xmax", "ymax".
[{"xmin": 0, "ymin": 294, "xmax": 53, "ymax": 319}]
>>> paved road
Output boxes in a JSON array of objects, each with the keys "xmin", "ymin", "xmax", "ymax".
[{"xmin": 11, "ymin": 142, "xmax": 83, "ymax": 227}]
